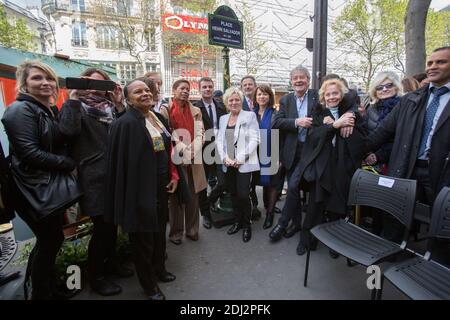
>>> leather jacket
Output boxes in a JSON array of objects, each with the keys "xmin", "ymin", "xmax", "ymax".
[{"xmin": 2, "ymin": 94, "xmax": 75, "ymax": 185}]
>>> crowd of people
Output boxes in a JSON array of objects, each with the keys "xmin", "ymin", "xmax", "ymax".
[{"xmin": 0, "ymin": 45, "xmax": 449, "ymax": 300}]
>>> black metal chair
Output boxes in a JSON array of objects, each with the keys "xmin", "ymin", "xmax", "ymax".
[
  {"xmin": 303, "ymin": 169, "xmax": 417, "ymax": 299},
  {"xmin": 381, "ymin": 186, "xmax": 450, "ymax": 300}
]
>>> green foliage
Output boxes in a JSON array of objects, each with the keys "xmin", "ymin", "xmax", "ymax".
[
  {"xmin": 169, "ymin": 0, "xmax": 217, "ymax": 13},
  {"xmin": 332, "ymin": 0, "xmax": 448, "ymax": 90},
  {"xmin": 0, "ymin": 4, "xmax": 36, "ymax": 51}
]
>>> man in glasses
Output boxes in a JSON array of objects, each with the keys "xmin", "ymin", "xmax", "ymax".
[{"xmin": 368, "ymin": 46, "xmax": 450, "ymax": 266}]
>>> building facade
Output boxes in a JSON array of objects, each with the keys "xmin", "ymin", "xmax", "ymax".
[
  {"xmin": 41, "ymin": 0, "xmax": 160, "ymax": 84},
  {"xmin": 1, "ymin": 0, "xmax": 47, "ymax": 53}
]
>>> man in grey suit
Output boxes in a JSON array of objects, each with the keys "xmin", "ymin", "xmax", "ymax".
[{"xmin": 269, "ymin": 65, "xmax": 319, "ymax": 242}]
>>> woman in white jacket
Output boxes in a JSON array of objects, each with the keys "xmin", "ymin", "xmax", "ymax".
[{"xmin": 216, "ymin": 87, "xmax": 260, "ymax": 242}]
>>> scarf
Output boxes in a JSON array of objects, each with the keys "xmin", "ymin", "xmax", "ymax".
[
  {"xmin": 254, "ymin": 105, "xmax": 274, "ymax": 186},
  {"xmin": 170, "ymin": 99, "xmax": 194, "ymax": 143},
  {"xmin": 377, "ymin": 96, "xmax": 400, "ymax": 123},
  {"xmin": 79, "ymin": 92, "xmax": 114, "ymax": 122},
  {"xmin": 145, "ymin": 112, "xmax": 170, "ymax": 152}
]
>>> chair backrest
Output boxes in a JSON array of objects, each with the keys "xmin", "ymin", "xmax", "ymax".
[
  {"xmin": 429, "ymin": 187, "xmax": 450, "ymax": 240},
  {"xmin": 348, "ymin": 169, "xmax": 417, "ymax": 230}
]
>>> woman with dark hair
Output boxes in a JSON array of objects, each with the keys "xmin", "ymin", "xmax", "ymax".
[
  {"xmin": 105, "ymin": 79, "xmax": 179, "ymax": 300},
  {"xmin": 167, "ymin": 79, "xmax": 207, "ymax": 245},
  {"xmin": 2, "ymin": 60, "xmax": 81, "ymax": 299},
  {"xmin": 401, "ymin": 77, "xmax": 420, "ymax": 93},
  {"xmin": 58, "ymin": 67, "xmax": 131, "ymax": 296},
  {"xmin": 252, "ymin": 85, "xmax": 280, "ymax": 229}
]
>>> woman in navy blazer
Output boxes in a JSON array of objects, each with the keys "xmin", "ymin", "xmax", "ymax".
[{"xmin": 216, "ymin": 87, "xmax": 260, "ymax": 242}]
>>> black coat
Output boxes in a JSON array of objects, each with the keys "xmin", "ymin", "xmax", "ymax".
[
  {"xmin": 272, "ymin": 89, "xmax": 319, "ymax": 170},
  {"xmin": 0, "ymin": 139, "xmax": 14, "ymax": 224},
  {"xmin": 194, "ymin": 98, "xmax": 226, "ymax": 145},
  {"xmin": 365, "ymin": 102, "xmax": 394, "ymax": 164},
  {"xmin": 59, "ymin": 99, "xmax": 113, "ymax": 217},
  {"xmin": 1, "ymin": 94, "xmax": 78, "ymax": 219},
  {"xmin": 368, "ymin": 85, "xmax": 450, "ymax": 197},
  {"xmin": 293, "ymin": 103, "xmax": 367, "ymax": 214},
  {"xmin": 105, "ymin": 107, "xmax": 162, "ymax": 232}
]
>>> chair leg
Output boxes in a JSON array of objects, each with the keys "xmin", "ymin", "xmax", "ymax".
[
  {"xmin": 346, "ymin": 258, "xmax": 357, "ymax": 267},
  {"xmin": 304, "ymin": 247, "xmax": 311, "ymax": 287}
]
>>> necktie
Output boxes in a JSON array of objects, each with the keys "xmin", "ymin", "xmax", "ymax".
[
  {"xmin": 208, "ymin": 104, "xmax": 215, "ymax": 128},
  {"xmin": 418, "ymin": 86, "xmax": 450, "ymax": 158},
  {"xmin": 248, "ymin": 99, "xmax": 253, "ymax": 110}
]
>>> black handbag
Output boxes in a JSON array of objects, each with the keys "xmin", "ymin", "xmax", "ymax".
[
  {"xmin": 0, "ymin": 140, "xmax": 15, "ymax": 224},
  {"xmin": 11, "ymin": 168, "xmax": 83, "ymax": 221}
]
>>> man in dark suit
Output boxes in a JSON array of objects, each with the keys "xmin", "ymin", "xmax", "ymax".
[
  {"xmin": 241, "ymin": 75, "xmax": 256, "ymax": 111},
  {"xmin": 368, "ymin": 46, "xmax": 450, "ymax": 266},
  {"xmin": 195, "ymin": 77, "xmax": 227, "ymax": 229},
  {"xmin": 269, "ymin": 65, "xmax": 319, "ymax": 242},
  {"xmin": 240, "ymin": 75, "xmax": 261, "ymax": 220}
]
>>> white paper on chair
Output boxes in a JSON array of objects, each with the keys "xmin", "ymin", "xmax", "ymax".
[{"xmin": 378, "ymin": 177, "xmax": 395, "ymax": 188}]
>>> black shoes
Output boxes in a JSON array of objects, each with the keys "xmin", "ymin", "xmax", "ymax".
[
  {"xmin": 157, "ymin": 271, "xmax": 176, "ymax": 283},
  {"xmin": 284, "ymin": 224, "xmax": 301, "ymax": 238},
  {"xmin": 296, "ymin": 242, "xmax": 306, "ymax": 256},
  {"xmin": 269, "ymin": 224, "xmax": 286, "ymax": 242},
  {"xmin": 202, "ymin": 216, "xmax": 212, "ymax": 229},
  {"xmin": 243, "ymin": 227, "xmax": 252, "ymax": 242},
  {"xmin": 169, "ymin": 239, "xmax": 182, "ymax": 245},
  {"xmin": 227, "ymin": 223, "xmax": 242, "ymax": 235},
  {"xmin": 263, "ymin": 213, "xmax": 274, "ymax": 229},
  {"xmin": 251, "ymin": 207, "xmax": 261, "ymax": 221},
  {"xmin": 90, "ymin": 277, "xmax": 122, "ymax": 296},
  {"xmin": 147, "ymin": 286, "xmax": 165, "ymax": 300}
]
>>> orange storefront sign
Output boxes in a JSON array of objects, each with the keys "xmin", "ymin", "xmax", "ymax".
[{"xmin": 162, "ymin": 14, "xmax": 208, "ymax": 35}]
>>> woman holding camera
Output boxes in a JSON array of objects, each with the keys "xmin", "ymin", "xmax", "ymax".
[
  {"xmin": 105, "ymin": 79, "xmax": 179, "ymax": 300},
  {"xmin": 2, "ymin": 61, "xmax": 81, "ymax": 299},
  {"xmin": 59, "ymin": 68, "xmax": 131, "ymax": 296}
]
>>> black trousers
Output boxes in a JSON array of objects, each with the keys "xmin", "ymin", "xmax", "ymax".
[
  {"xmin": 87, "ymin": 215, "xmax": 118, "ymax": 280},
  {"xmin": 13, "ymin": 186, "xmax": 64, "ymax": 300},
  {"xmin": 199, "ymin": 163, "xmax": 217, "ymax": 218},
  {"xmin": 278, "ymin": 147, "xmax": 303, "ymax": 229},
  {"xmin": 128, "ymin": 173, "xmax": 169, "ymax": 295},
  {"xmin": 299, "ymin": 181, "xmax": 325, "ymax": 247},
  {"xmin": 208, "ymin": 164, "xmax": 227, "ymax": 205},
  {"xmin": 225, "ymin": 168, "xmax": 252, "ymax": 228},
  {"xmin": 412, "ymin": 164, "xmax": 450, "ymax": 267}
]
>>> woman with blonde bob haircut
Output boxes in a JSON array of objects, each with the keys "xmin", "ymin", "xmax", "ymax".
[
  {"xmin": 2, "ymin": 60, "xmax": 81, "ymax": 299},
  {"xmin": 16, "ymin": 60, "xmax": 60, "ymax": 102},
  {"xmin": 281, "ymin": 78, "xmax": 366, "ymax": 256},
  {"xmin": 216, "ymin": 87, "xmax": 260, "ymax": 242}
]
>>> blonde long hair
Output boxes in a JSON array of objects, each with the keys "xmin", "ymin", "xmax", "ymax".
[{"xmin": 16, "ymin": 60, "xmax": 59, "ymax": 103}]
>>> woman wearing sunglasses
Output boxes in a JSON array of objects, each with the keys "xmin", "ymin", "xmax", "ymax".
[{"xmin": 363, "ymin": 71, "xmax": 403, "ymax": 240}]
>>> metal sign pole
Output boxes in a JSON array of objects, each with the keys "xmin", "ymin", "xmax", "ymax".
[{"xmin": 222, "ymin": 46, "xmax": 230, "ymax": 91}]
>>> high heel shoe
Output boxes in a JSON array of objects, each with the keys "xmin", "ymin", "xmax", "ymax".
[{"xmin": 263, "ymin": 212, "xmax": 274, "ymax": 229}]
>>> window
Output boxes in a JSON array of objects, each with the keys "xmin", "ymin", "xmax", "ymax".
[
  {"xmin": 117, "ymin": 0, "xmax": 132, "ymax": 16},
  {"xmin": 145, "ymin": 63, "xmax": 157, "ymax": 73},
  {"xmin": 71, "ymin": 0, "xmax": 85, "ymax": 11},
  {"xmin": 145, "ymin": 28, "xmax": 156, "ymax": 51},
  {"xmin": 118, "ymin": 62, "xmax": 137, "ymax": 81},
  {"xmin": 96, "ymin": 25, "xmax": 116, "ymax": 49},
  {"xmin": 72, "ymin": 20, "xmax": 88, "ymax": 47}
]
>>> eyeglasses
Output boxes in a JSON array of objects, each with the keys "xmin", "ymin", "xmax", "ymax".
[{"xmin": 375, "ymin": 83, "xmax": 395, "ymax": 91}]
